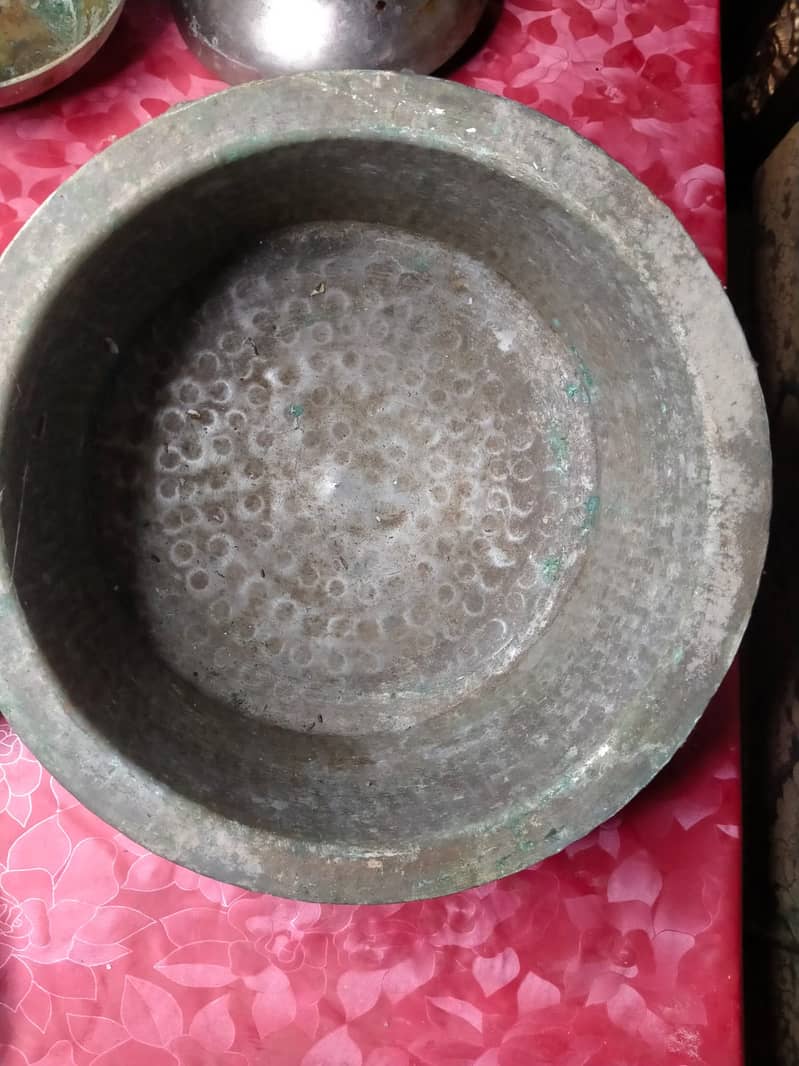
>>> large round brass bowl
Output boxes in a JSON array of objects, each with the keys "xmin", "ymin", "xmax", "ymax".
[
  {"xmin": 0, "ymin": 73, "xmax": 770, "ymax": 902},
  {"xmin": 0, "ymin": 0, "xmax": 125, "ymax": 109}
]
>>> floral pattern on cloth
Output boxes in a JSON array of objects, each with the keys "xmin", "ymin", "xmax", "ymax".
[{"xmin": 0, "ymin": 1, "xmax": 735, "ymax": 1063}]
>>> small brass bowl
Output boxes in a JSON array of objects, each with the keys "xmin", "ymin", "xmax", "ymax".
[{"xmin": 0, "ymin": 0, "xmax": 126, "ymax": 108}]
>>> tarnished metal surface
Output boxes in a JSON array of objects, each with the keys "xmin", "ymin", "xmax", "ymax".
[
  {"xmin": 0, "ymin": 0, "xmax": 125, "ymax": 108},
  {"xmin": 172, "ymin": 0, "xmax": 489, "ymax": 82},
  {"xmin": 95, "ymin": 223, "xmax": 597, "ymax": 732},
  {"xmin": 739, "ymin": 0, "xmax": 799, "ymax": 121},
  {"xmin": 0, "ymin": 73, "xmax": 771, "ymax": 903}
]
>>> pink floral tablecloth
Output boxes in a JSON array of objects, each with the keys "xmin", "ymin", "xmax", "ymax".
[{"xmin": 0, "ymin": 2, "xmax": 738, "ymax": 1064}]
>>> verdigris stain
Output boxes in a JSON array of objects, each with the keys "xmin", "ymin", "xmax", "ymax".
[
  {"xmin": 547, "ymin": 427, "xmax": 569, "ymax": 473},
  {"xmin": 541, "ymin": 555, "xmax": 562, "ymax": 583},
  {"xmin": 564, "ymin": 349, "xmax": 596, "ymax": 404},
  {"xmin": 582, "ymin": 495, "xmax": 600, "ymax": 533}
]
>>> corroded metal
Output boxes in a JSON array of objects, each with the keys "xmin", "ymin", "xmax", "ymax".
[
  {"xmin": 0, "ymin": 73, "xmax": 771, "ymax": 902},
  {"xmin": 0, "ymin": 0, "xmax": 125, "ymax": 108},
  {"xmin": 740, "ymin": 0, "xmax": 799, "ymax": 120}
]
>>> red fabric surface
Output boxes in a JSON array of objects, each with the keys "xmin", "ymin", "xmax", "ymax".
[{"xmin": 0, "ymin": 2, "xmax": 739, "ymax": 1064}]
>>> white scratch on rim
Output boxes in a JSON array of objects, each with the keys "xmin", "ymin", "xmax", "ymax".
[{"xmin": 10, "ymin": 461, "xmax": 29, "ymax": 582}]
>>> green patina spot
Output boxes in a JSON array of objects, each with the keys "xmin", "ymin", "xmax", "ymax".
[
  {"xmin": 219, "ymin": 145, "xmax": 254, "ymax": 165},
  {"xmin": 288, "ymin": 403, "xmax": 304, "ymax": 419},
  {"xmin": 547, "ymin": 428, "xmax": 569, "ymax": 472},
  {"xmin": 541, "ymin": 556, "xmax": 562, "ymax": 583},
  {"xmin": 564, "ymin": 354, "xmax": 596, "ymax": 404},
  {"xmin": 551, "ymin": 317, "xmax": 561, "ymax": 330},
  {"xmin": 411, "ymin": 255, "xmax": 430, "ymax": 273},
  {"xmin": 579, "ymin": 364, "xmax": 596, "ymax": 400},
  {"xmin": 673, "ymin": 647, "xmax": 685, "ymax": 665},
  {"xmin": 660, "ymin": 402, "xmax": 669, "ymax": 415},
  {"xmin": 582, "ymin": 495, "xmax": 600, "ymax": 533}
]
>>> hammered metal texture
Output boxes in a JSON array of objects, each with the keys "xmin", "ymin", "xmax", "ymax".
[{"xmin": 94, "ymin": 223, "xmax": 596, "ymax": 733}]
